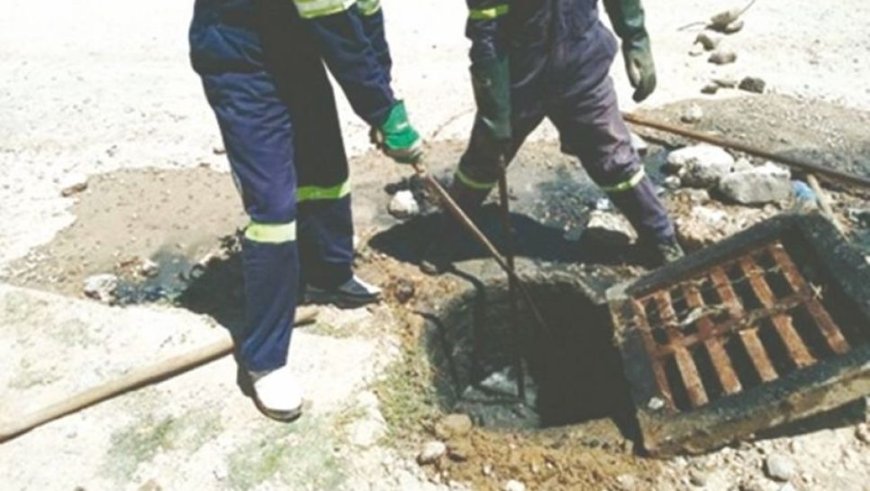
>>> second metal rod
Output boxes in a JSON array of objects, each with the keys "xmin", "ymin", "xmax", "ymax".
[
  {"xmin": 622, "ymin": 112, "xmax": 870, "ymax": 189},
  {"xmin": 497, "ymin": 155, "xmax": 526, "ymax": 403}
]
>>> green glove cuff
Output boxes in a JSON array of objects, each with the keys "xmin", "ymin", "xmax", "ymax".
[
  {"xmin": 379, "ymin": 101, "xmax": 422, "ymax": 164},
  {"xmin": 470, "ymin": 55, "xmax": 512, "ymax": 141},
  {"xmin": 381, "ymin": 101, "xmax": 418, "ymax": 146}
]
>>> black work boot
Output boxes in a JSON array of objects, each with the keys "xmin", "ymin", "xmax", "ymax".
[
  {"xmin": 304, "ymin": 275, "xmax": 382, "ymax": 307},
  {"xmin": 419, "ymin": 179, "xmax": 490, "ymax": 275}
]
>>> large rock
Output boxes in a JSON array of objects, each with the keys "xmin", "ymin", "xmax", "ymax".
[
  {"xmin": 584, "ymin": 210, "xmax": 638, "ymax": 246},
  {"xmin": 718, "ymin": 162, "xmax": 792, "ymax": 205},
  {"xmin": 667, "ymin": 145, "xmax": 734, "ymax": 187}
]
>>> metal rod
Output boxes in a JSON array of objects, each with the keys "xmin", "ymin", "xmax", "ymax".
[
  {"xmin": 622, "ymin": 112, "xmax": 870, "ymax": 189},
  {"xmin": 412, "ymin": 164, "xmax": 555, "ymax": 344},
  {"xmin": 497, "ymin": 155, "xmax": 526, "ymax": 403},
  {"xmin": 0, "ymin": 310, "xmax": 319, "ymax": 444}
]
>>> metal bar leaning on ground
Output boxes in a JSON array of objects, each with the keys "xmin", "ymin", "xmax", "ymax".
[
  {"xmin": 411, "ymin": 163, "xmax": 556, "ymax": 343},
  {"xmin": 622, "ymin": 112, "xmax": 870, "ymax": 189},
  {"xmin": 0, "ymin": 310, "xmax": 319, "ymax": 444}
]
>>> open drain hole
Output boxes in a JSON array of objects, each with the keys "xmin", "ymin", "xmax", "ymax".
[{"xmin": 425, "ymin": 276, "xmax": 634, "ymax": 432}]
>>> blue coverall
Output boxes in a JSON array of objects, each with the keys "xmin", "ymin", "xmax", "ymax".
[
  {"xmin": 456, "ymin": 0, "xmax": 675, "ymax": 244},
  {"xmin": 189, "ymin": 0, "xmax": 394, "ymax": 372}
]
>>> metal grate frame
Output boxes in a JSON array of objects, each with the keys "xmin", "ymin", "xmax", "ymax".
[{"xmin": 607, "ymin": 213, "xmax": 870, "ymax": 456}]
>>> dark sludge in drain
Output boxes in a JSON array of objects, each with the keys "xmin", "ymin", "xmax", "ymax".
[{"xmin": 424, "ymin": 275, "xmax": 637, "ymax": 436}]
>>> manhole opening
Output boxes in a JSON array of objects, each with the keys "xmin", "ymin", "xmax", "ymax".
[{"xmin": 425, "ymin": 277, "xmax": 633, "ymax": 431}]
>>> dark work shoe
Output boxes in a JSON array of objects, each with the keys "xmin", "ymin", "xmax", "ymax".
[{"xmin": 305, "ymin": 275, "xmax": 382, "ymax": 307}]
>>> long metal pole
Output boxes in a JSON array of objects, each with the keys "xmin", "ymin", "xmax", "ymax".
[
  {"xmin": 412, "ymin": 164, "xmax": 555, "ymax": 344},
  {"xmin": 0, "ymin": 311, "xmax": 319, "ymax": 444},
  {"xmin": 496, "ymin": 155, "xmax": 526, "ymax": 402},
  {"xmin": 622, "ymin": 112, "xmax": 870, "ymax": 189}
]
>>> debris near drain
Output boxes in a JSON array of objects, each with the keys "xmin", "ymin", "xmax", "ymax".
[
  {"xmin": 667, "ymin": 145, "xmax": 734, "ymax": 188},
  {"xmin": 608, "ymin": 214, "xmax": 870, "ymax": 456},
  {"xmin": 764, "ymin": 453, "xmax": 797, "ymax": 482},
  {"xmin": 718, "ymin": 161, "xmax": 792, "ymax": 205},
  {"xmin": 389, "ymin": 278, "xmax": 416, "ymax": 304},
  {"xmin": 584, "ymin": 210, "xmax": 637, "ymax": 246},
  {"xmin": 388, "ymin": 190, "xmax": 420, "ymax": 219},
  {"xmin": 418, "ymin": 440, "xmax": 447, "ymax": 465},
  {"xmin": 707, "ymin": 0, "xmax": 755, "ymax": 33},
  {"xmin": 712, "ymin": 76, "xmax": 740, "ymax": 89},
  {"xmin": 434, "ymin": 413, "xmax": 473, "ymax": 440},
  {"xmin": 447, "ymin": 440, "xmax": 473, "ymax": 462},
  {"xmin": 83, "ymin": 274, "xmax": 118, "ymax": 304},
  {"xmin": 503, "ymin": 479, "xmax": 527, "ymax": 491},
  {"xmin": 709, "ymin": 49, "xmax": 737, "ymax": 65},
  {"xmin": 739, "ymin": 76, "xmax": 767, "ymax": 94},
  {"xmin": 61, "ymin": 181, "xmax": 88, "ymax": 197},
  {"xmin": 137, "ymin": 258, "xmax": 160, "ymax": 278},
  {"xmin": 701, "ymin": 83, "xmax": 719, "ymax": 95},
  {"xmin": 680, "ymin": 104, "xmax": 704, "ymax": 124},
  {"xmin": 695, "ymin": 31, "xmax": 722, "ymax": 51}
]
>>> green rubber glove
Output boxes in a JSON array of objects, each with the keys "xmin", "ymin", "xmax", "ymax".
[
  {"xmin": 604, "ymin": 0, "xmax": 657, "ymax": 102},
  {"xmin": 470, "ymin": 55, "xmax": 512, "ymax": 144},
  {"xmin": 372, "ymin": 101, "xmax": 423, "ymax": 164}
]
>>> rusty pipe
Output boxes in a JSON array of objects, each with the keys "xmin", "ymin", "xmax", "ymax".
[{"xmin": 622, "ymin": 112, "xmax": 870, "ymax": 189}]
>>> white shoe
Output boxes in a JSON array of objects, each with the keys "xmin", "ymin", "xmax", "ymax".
[{"xmin": 250, "ymin": 365, "xmax": 303, "ymax": 421}]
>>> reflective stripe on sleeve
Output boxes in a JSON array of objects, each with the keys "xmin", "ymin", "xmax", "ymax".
[
  {"xmin": 600, "ymin": 167, "xmax": 646, "ymax": 193},
  {"xmin": 468, "ymin": 4, "xmax": 509, "ymax": 20},
  {"xmin": 455, "ymin": 168, "xmax": 497, "ymax": 191},
  {"xmin": 245, "ymin": 221, "xmax": 297, "ymax": 243},
  {"xmin": 296, "ymin": 180, "xmax": 351, "ymax": 202},
  {"xmin": 293, "ymin": 0, "xmax": 356, "ymax": 19},
  {"xmin": 357, "ymin": 0, "xmax": 381, "ymax": 15}
]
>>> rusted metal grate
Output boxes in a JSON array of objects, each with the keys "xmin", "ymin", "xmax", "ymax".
[
  {"xmin": 608, "ymin": 214, "xmax": 870, "ymax": 456},
  {"xmin": 629, "ymin": 240, "xmax": 850, "ymax": 412}
]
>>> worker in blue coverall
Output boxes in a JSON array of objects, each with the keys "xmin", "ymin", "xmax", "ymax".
[
  {"xmin": 422, "ymin": 0, "xmax": 684, "ymax": 273},
  {"xmin": 189, "ymin": 0, "xmax": 421, "ymax": 421}
]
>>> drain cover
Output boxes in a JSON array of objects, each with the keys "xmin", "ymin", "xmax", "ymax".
[{"xmin": 608, "ymin": 214, "xmax": 870, "ymax": 456}]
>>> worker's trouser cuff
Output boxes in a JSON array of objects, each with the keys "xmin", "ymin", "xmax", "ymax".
[{"xmin": 605, "ymin": 173, "xmax": 675, "ymax": 244}]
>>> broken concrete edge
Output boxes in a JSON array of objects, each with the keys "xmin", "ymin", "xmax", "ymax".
[
  {"xmin": 604, "ymin": 212, "xmax": 870, "ymax": 457},
  {"xmin": 635, "ymin": 347, "xmax": 870, "ymax": 457}
]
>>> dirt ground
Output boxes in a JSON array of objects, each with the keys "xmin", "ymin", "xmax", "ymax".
[{"xmin": 2, "ymin": 1, "xmax": 870, "ymax": 490}]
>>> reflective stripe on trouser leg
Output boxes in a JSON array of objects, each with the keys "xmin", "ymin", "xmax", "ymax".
[
  {"xmin": 241, "ymin": 222, "xmax": 300, "ymax": 372},
  {"xmin": 549, "ymin": 73, "xmax": 674, "ymax": 244},
  {"xmin": 606, "ymin": 174, "xmax": 675, "ymax": 243},
  {"xmin": 200, "ymin": 70, "xmax": 301, "ymax": 372},
  {"xmin": 292, "ymin": 0, "xmax": 356, "ymax": 19}
]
